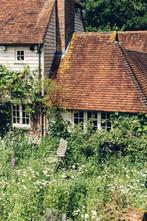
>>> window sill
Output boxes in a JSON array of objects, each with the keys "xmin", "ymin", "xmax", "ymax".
[
  {"xmin": 14, "ymin": 62, "xmax": 26, "ymax": 65},
  {"xmin": 12, "ymin": 124, "xmax": 31, "ymax": 130}
]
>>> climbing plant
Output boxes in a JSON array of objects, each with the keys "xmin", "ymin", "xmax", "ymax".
[
  {"xmin": 0, "ymin": 65, "xmax": 41, "ymax": 135},
  {"xmin": 0, "ymin": 65, "xmax": 65, "ymax": 135},
  {"xmin": 0, "ymin": 65, "xmax": 41, "ymax": 105}
]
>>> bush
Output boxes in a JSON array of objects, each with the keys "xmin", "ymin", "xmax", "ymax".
[{"xmin": 0, "ymin": 103, "xmax": 11, "ymax": 137}]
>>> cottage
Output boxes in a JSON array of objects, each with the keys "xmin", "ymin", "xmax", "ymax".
[
  {"xmin": 0, "ymin": 0, "xmax": 84, "ymax": 132},
  {"xmin": 0, "ymin": 0, "xmax": 146, "ymax": 133},
  {"xmin": 57, "ymin": 31, "xmax": 147, "ymax": 130}
]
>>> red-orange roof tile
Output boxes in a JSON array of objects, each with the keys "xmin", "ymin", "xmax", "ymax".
[
  {"xmin": 118, "ymin": 31, "xmax": 147, "ymax": 52},
  {"xmin": 56, "ymin": 32, "xmax": 147, "ymax": 113},
  {"xmin": 0, "ymin": 0, "xmax": 55, "ymax": 44}
]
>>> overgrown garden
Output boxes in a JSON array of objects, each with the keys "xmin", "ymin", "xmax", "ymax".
[{"xmin": 0, "ymin": 111, "xmax": 147, "ymax": 220}]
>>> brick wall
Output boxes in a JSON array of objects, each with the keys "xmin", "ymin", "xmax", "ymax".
[
  {"xmin": 56, "ymin": 0, "xmax": 75, "ymax": 53},
  {"xmin": 65, "ymin": 0, "xmax": 75, "ymax": 48}
]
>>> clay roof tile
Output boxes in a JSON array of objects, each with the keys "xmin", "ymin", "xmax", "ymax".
[
  {"xmin": 56, "ymin": 31, "xmax": 147, "ymax": 113},
  {"xmin": 0, "ymin": 0, "xmax": 55, "ymax": 44}
]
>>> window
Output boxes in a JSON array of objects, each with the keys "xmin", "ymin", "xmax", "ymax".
[
  {"xmin": 101, "ymin": 112, "xmax": 111, "ymax": 131},
  {"xmin": 13, "ymin": 105, "xmax": 20, "ymax": 124},
  {"xmin": 16, "ymin": 50, "xmax": 25, "ymax": 61},
  {"xmin": 22, "ymin": 105, "xmax": 30, "ymax": 125},
  {"xmin": 12, "ymin": 105, "xmax": 30, "ymax": 128},
  {"xmin": 87, "ymin": 111, "xmax": 98, "ymax": 130},
  {"xmin": 73, "ymin": 111, "xmax": 112, "ymax": 131},
  {"xmin": 74, "ymin": 111, "xmax": 84, "ymax": 128}
]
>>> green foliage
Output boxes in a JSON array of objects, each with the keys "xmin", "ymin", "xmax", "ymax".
[
  {"xmin": 48, "ymin": 110, "xmax": 70, "ymax": 139},
  {"xmin": 0, "ymin": 103, "xmax": 11, "ymax": 137},
  {"xmin": 43, "ymin": 79, "xmax": 65, "ymax": 109},
  {"xmin": 0, "ymin": 114, "xmax": 147, "ymax": 220},
  {"xmin": 81, "ymin": 0, "xmax": 147, "ymax": 31},
  {"xmin": 0, "ymin": 65, "xmax": 64, "ymax": 135},
  {"xmin": 0, "ymin": 65, "xmax": 40, "ymax": 104}
]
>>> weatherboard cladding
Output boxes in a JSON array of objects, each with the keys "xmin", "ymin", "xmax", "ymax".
[
  {"xmin": 75, "ymin": 9, "xmax": 85, "ymax": 32},
  {"xmin": 56, "ymin": 32, "xmax": 147, "ymax": 113}
]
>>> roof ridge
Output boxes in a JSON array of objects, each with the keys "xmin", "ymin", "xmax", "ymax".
[
  {"xmin": 125, "ymin": 49, "xmax": 147, "ymax": 54},
  {"xmin": 114, "ymin": 41, "xmax": 147, "ymax": 105},
  {"xmin": 118, "ymin": 30, "xmax": 147, "ymax": 34}
]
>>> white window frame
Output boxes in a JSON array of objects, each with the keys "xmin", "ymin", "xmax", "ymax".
[
  {"xmin": 73, "ymin": 111, "xmax": 112, "ymax": 131},
  {"xmin": 87, "ymin": 111, "xmax": 99, "ymax": 131},
  {"xmin": 16, "ymin": 50, "xmax": 25, "ymax": 62},
  {"xmin": 73, "ymin": 111, "xmax": 84, "ymax": 129},
  {"xmin": 12, "ymin": 105, "xmax": 31, "ymax": 129},
  {"xmin": 101, "ymin": 112, "xmax": 112, "ymax": 131}
]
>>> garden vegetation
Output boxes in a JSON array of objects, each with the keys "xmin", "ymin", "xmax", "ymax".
[
  {"xmin": 0, "ymin": 1, "xmax": 147, "ymax": 219},
  {"xmin": 0, "ymin": 113, "xmax": 147, "ymax": 220}
]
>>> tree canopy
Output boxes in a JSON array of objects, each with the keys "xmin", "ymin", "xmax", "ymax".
[{"xmin": 81, "ymin": 0, "xmax": 147, "ymax": 31}]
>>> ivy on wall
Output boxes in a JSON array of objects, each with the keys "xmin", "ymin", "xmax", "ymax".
[{"xmin": 0, "ymin": 65, "xmax": 65, "ymax": 134}]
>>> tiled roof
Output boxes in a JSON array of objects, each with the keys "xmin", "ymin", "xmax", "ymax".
[
  {"xmin": 118, "ymin": 31, "xmax": 147, "ymax": 52},
  {"xmin": 56, "ymin": 32, "xmax": 147, "ymax": 113},
  {"xmin": 0, "ymin": 0, "xmax": 55, "ymax": 44}
]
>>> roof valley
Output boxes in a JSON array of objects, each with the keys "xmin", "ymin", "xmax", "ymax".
[{"xmin": 115, "ymin": 41, "xmax": 147, "ymax": 106}]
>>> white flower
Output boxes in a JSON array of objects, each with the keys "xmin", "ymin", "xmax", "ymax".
[
  {"xmin": 72, "ymin": 165, "xmax": 76, "ymax": 169},
  {"xmin": 85, "ymin": 214, "xmax": 89, "ymax": 219},
  {"xmin": 91, "ymin": 210, "xmax": 97, "ymax": 216}
]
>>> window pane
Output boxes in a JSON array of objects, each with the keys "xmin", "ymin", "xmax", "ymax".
[
  {"xmin": 79, "ymin": 118, "xmax": 84, "ymax": 123},
  {"xmin": 79, "ymin": 111, "xmax": 84, "ymax": 118},
  {"xmin": 13, "ymin": 118, "xmax": 16, "ymax": 123},
  {"xmin": 87, "ymin": 112, "xmax": 98, "ymax": 130},
  {"xmin": 74, "ymin": 112, "xmax": 79, "ymax": 118},
  {"xmin": 101, "ymin": 112, "xmax": 111, "ymax": 131},
  {"xmin": 17, "ymin": 51, "xmax": 24, "ymax": 61},
  {"xmin": 22, "ymin": 105, "xmax": 30, "ymax": 125},
  {"xmin": 22, "ymin": 118, "xmax": 26, "ymax": 125},
  {"xmin": 93, "ymin": 112, "xmax": 97, "ymax": 119},
  {"xmin": 17, "ymin": 111, "xmax": 20, "ymax": 117},
  {"xmin": 93, "ymin": 120, "xmax": 97, "ymax": 130},
  {"xmin": 88, "ymin": 112, "xmax": 92, "ymax": 119},
  {"xmin": 12, "ymin": 104, "xmax": 30, "ymax": 126},
  {"xmin": 16, "ymin": 118, "xmax": 20, "ymax": 124},
  {"xmin": 74, "ymin": 118, "xmax": 79, "ymax": 124},
  {"xmin": 101, "ymin": 113, "xmax": 106, "ymax": 120},
  {"xmin": 26, "ymin": 118, "xmax": 30, "ymax": 125},
  {"xmin": 12, "ymin": 105, "xmax": 20, "ymax": 124},
  {"xmin": 74, "ymin": 111, "xmax": 84, "ymax": 127}
]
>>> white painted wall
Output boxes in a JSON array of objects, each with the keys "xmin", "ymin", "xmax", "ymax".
[
  {"xmin": 0, "ymin": 46, "xmax": 39, "ymax": 72},
  {"xmin": 61, "ymin": 110, "xmax": 73, "ymax": 125}
]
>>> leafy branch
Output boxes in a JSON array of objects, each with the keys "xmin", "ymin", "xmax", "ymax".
[{"xmin": 0, "ymin": 65, "xmax": 41, "ymax": 105}]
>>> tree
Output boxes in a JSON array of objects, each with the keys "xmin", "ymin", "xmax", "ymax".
[{"xmin": 81, "ymin": 0, "xmax": 147, "ymax": 31}]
